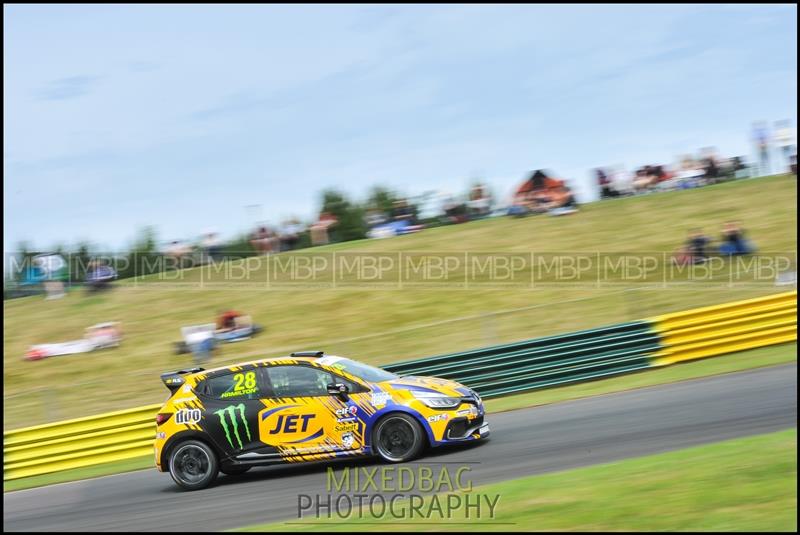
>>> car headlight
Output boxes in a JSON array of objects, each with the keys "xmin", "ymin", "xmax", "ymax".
[{"xmin": 411, "ymin": 390, "xmax": 462, "ymax": 409}]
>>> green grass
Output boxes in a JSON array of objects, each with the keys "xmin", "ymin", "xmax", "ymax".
[
  {"xmin": 3, "ymin": 175, "xmax": 796, "ymax": 429},
  {"xmin": 4, "ymin": 345, "xmax": 795, "ymax": 493},
  {"xmin": 238, "ymin": 429, "xmax": 798, "ymax": 532},
  {"xmin": 2, "ymin": 456, "xmax": 153, "ymax": 493}
]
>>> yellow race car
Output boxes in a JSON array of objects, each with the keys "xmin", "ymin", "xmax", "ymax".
[{"xmin": 155, "ymin": 351, "xmax": 490, "ymax": 490}]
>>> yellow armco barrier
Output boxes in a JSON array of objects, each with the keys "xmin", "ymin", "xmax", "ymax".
[
  {"xmin": 3, "ymin": 404, "xmax": 160, "ymax": 480},
  {"xmin": 651, "ymin": 291, "xmax": 797, "ymax": 366}
]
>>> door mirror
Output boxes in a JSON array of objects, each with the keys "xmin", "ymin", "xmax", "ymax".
[{"xmin": 327, "ymin": 383, "xmax": 349, "ymax": 396}]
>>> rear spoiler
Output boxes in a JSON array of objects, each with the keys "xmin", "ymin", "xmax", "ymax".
[
  {"xmin": 160, "ymin": 367, "xmax": 204, "ymax": 393},
  {"xmin": 291, "ymin": 351, "xmax": 324, "ymax": 358}
]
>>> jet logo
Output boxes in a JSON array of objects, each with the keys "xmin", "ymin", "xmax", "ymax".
[{"xmin": 268, "ymin": 414, "xmax": 315, "ymax": 434}]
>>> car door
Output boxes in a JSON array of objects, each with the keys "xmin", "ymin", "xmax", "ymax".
[
  {"xmin": 198, "ymin": 367, "xmax": 272, "ymax": 457},
  {"xmin": 258, "ymin": 364, "xmax": 365, "ymax": 457}
]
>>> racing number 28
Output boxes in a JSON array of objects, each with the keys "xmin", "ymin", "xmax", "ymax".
[{"xmin": 233, "ymin": 371, "xmax": 256, "ymax": 392}]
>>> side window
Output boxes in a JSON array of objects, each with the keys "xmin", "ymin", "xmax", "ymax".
[
  {"xmin": 201, "ymin": 369, "xmax": 267, "ymax": 400},
  {"xmin": 266, "ymin": 365, "xmax": 343, "ymax": 398}
]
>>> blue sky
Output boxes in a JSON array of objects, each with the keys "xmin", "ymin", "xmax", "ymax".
[{"xmin": 4, "ymin": 4, "xmax": 797, "ymax": 251}]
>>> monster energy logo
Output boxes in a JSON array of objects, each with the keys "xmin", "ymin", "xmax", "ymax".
[{"xmin": 214, "ymin": 403, "xmax": 252, "ymax": 449}]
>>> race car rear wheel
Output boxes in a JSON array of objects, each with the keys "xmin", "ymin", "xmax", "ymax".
[
  {"xmin": 373, "ymin": 413, "xmax": 425, "ymax": 463},
  {"xmin": 169, "ymin": 439, "xmax": 218, "ymax": 491}
]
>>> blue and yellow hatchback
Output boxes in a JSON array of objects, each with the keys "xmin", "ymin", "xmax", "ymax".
[{"xmin": 155, "ymin": 351, "xmax": 490, "ymax": 490}]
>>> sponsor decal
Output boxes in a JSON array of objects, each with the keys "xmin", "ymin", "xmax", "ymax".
[
  {"xmin": 156, "ymin": 432, "xmax": 166, "ymax": 439},
  {"xmin": 341, "ymin": 432, "xmax": 354, "ymax": 449},
  {"xmin": 182, "ymin": 384, "xmax": 191, "ymax": 393},
  {"xmin": 427, "ymin": 414, "xmax": 449, "ymax": 423},
  {"xmin": 269, "ymin": 414, "xmax": 315, "ymax": 434},
  {"xmin": 175, "ymin": 408, "xmax": 201, "ymax": 425},
  {"xmin": 457, "ymin": 407, "xmax": 479, "ymax": 419},
  {"xmin": 221, "ymin": 371, "xmax": 259, "ymax": 398},
  {"xmin": 334, "ymin": 421, "xmax": 358, "ymax": 433},
  {"xmin": 214, "ymin": 403, "xmax": 252, "ymax": 449},
  {"xmin": 221, "ymin": 387, "xmax": 258, "ymax": 398},
  {"xmin": 370, "ymin": 391, "xmax": 392, "ymax": 407},
  {"xmin": 335, "ymin": 406, "xmax": 358, "ymax": 418}
]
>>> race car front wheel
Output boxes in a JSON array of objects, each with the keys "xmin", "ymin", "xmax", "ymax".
[
  {"xmin": 373, "ymin": 413, "xmax": 425, "ymax": 463},
  {"xmin": 169, "ymin": 440, "xmax": 218, "ymax": 491}
]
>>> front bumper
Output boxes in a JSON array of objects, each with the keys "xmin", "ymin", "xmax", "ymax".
[
  {"xmin": 427, "ymin": 391, "xmax": 490, "ymax": 446},
  {"xmin": 442, "ymin": 415, "xmax": 490, "ymax": 441}
]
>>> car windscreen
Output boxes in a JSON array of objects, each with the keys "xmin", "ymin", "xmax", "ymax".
[{"xmin": 319, "ymin": 357, "xmax": 398, "ymax": 383}]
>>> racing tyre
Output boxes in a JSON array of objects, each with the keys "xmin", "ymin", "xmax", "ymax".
[
  {"xmin": 169, "ymin": 440, "xmax": 218, "ymax": 490},
  {"xmin": 173, "ymin": 341, "xmax": 189, "ymax": 355},
  {"xmin": 372, "ymin": 413, "xmax": 425, "ymax": 463},
  {"xmin": 220, "ymin": 465, "xmax": 251, "ymax": 476}
]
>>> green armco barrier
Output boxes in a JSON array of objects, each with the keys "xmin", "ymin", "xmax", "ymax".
[{"xmin": 383, "ymin": 321, "xmax": 660, "ymax": 398}]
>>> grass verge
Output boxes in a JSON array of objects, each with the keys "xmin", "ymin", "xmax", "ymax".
[
  {"xmin": 3, "ymin": 456, "xmax": 153, "ymax": 493},
  {"xmin": 238, "ymin": 429, "xmax": 798, "ymax": 532}
]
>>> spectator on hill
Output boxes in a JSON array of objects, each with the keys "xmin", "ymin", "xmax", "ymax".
[
  {"xmin": 673, "ymin": 228, "xmax": 712, "ymax": 266},
  {"xmin": 547, "ymin": 186, "xmax": 579, "ymax": 216},
  {"xmin": 730, "ymin": 156, "xmax": 749, "ymax": 179},
  {"xmin": 687, "ymin": 228, "xmax": 711, "ymax": 262},
  {"xmin": 165, "ymin": 240, "xmax": 192, "ymax": 267},
  {"xmin": 391, "ymin": 199, "xmax": 415, "ymax": 223},
  {"xmin": 250, "ymin": 226, "xmax": 274, "ymax": 255},
  {"xmin": 201, "ymin": 232, "xmax": 222, "ymax": 263},
  {"xmin": 443, "ymin": 195, "xmax": 469, "ymax": 223},
  {"xmin": 719, "ymin": 221, "xmax": 754, "ymax": 255},
  {"xmin": 632, "ymin": 168, "xmax": 655, "ymax": 192},
  {"xmin": 467, "ymin": 183, "xmax": 491, "ymax": 219},
  {"xmin": 250, "ymin": 225, "xmax": 280, "ymax": 255},
  {"xmin": 676, "ymin": 156, "xmax": 705, "ymax": 189},
  {"xmin": 703, "ymin": 156, "xmax": 720, "ymax": 184},
  {"xmin": 310, "ymin": 212, "xmax": 338, "ymax": 246},
  {"xmin": 611, "ymin": 166, "xmax": 634, "ymax": 195},
  {"xmin": 279, "ymin": 219, "xmax": 304, "ymax": 252},
  {"xmin": 365, "ymin": 208, "xmax": 388, "ymax": 230},
  {"xmin": 216, "ymin": 309, "xmax": 243, "ymax": 332},
  {"xmin": 597, "ymin": 168, "xmax": 620, "ymax": 199}
]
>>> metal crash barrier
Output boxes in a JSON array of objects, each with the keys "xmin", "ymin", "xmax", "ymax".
[
  {"xmin": 651, "ymin": 291, "xmax": 797, "ymax": 366},
  {"xmin": 4, "ymin": 404, "xmax": 160, "ymax": 480}
]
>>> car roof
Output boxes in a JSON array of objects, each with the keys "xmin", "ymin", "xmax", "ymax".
[{"xmin": 194, "ymin": 354, "xmax": 344, "ymax": 377}]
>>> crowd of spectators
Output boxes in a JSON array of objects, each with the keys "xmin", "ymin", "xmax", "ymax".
[
  {"xmin": 595, "ymin": 149, "xmax": 752, "ymax": 200},
  {"xmin": 672, "ymin": 221, "xmax": 756, "ymax": 266}
]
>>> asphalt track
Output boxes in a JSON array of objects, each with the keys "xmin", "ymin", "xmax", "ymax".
[{"xmin": 4, "ymin": 363, "xmax": 797, "ymax": 532}]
